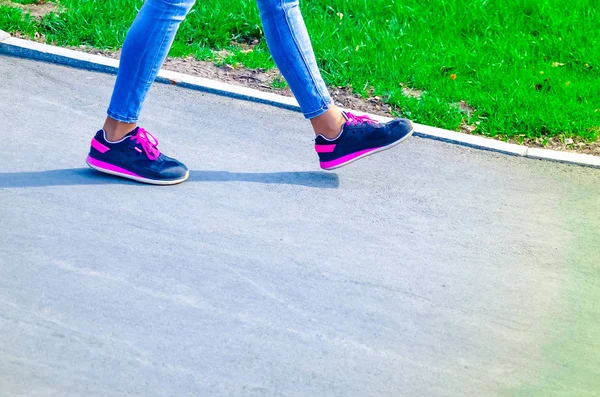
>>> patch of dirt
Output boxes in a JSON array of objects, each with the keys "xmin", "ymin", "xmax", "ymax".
[
  {"xmin": 516, "ymin": 135, "xmax": 600, "ymax": 156},
  {"xmin": 1, "ymin": 0, "xmax": 59, "ymax": 19},
  {"xmin": 456, "ymin": 100, "xmax": 475, "ymax": 118},
  {"xmin": 455, "ymin": 101, "xmax": 479, "ymax": 135},
  {"xmin": 460, "ymin": 121, "xmax": 478, "ymax": 135},
  {"xmin": 12, "ymin": 29, "xmax": 47, "ymax": 43},
  {"xmin": 399, "ymin": 82, "xmax": 423, "ymax": 100}
]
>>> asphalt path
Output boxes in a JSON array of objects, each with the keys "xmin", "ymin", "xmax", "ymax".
[{"xmin": 1, "ymin": 55, "xmax": 599, "ymax": 397}]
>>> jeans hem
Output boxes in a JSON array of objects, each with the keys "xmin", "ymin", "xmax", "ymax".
[
  {"xmin": 304, "ymin": 101, "xmax": 332, "ymax": 119},
  {"xmin": 107, "ymin": 109, "xmax": 138, "ymax": 124}
]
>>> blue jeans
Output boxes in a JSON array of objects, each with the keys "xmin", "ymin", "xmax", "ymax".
[{"xmin": 107, "ymin": 0, "xmax": 333, "ymax": 122}]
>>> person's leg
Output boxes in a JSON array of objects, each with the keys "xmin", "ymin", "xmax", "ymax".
[
  {"xmin": 104, "ymin": 0, "xmax": 196, "ymax": 142},
  {"xmin": 256, "ymin": 0, "xmax": 414, "ymax": 169},
  {"xmin": 87, "ymin": 0, "xmax": 195, "ymax": 185},
  {"xmin": 256, "ymin": 0, "xmax": 345, "ymax": 139}
]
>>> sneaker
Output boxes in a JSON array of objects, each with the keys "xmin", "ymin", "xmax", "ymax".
[
  {"xmin": 315, "ymin": 112, "xmax": 414, "ymax": 170},
  {"xmin": 86, "ymin": 127, "xmax": 189, "ymax": 185}
]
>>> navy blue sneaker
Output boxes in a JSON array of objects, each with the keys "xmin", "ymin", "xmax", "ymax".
[
  {"xmin": 315, "ymin": 112, "xmax": 414, "ymax": 170},
  {"xmin": 86, "ymin": 127, "xmax": 189, "ymax": 185}
]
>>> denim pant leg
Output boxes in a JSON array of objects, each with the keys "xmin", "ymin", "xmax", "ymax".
[
  {"xmin": 256, "ymin": 0, "xmax": 333, "ymax": 119},
  {"xmin": 107, "ymin": 0, "xmax": 196, "ymax": 123}
]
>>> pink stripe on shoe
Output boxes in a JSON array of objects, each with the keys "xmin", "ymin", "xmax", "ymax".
[
  {"xmin": 91, "ymin": 138, "xmax": 110, "ymax": 154},
  {"xmin": 320, "ymin": 147, "xmax": 381, "ymax": 169},
  {"xmin": 315, "ymin": 144, "xmax": 336, "ymax": 153},
  {"xmin": 86, "ymin": 156, "xmax": 142, "ymax": 178}
]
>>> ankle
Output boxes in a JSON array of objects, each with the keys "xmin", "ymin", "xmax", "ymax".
[
  {"xmin": 317, "ymin": 124, "xmax": 344, "ymax": 140},
  {"xmin": 103, "ymin": 117, "xmax": 136, "ymax": 142},
  {"xmin": 311, "ymin": 106, "xmax": 346, "ymax": 139}
]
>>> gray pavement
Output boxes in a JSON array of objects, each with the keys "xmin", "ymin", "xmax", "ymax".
[{"xmin": 1, "ymin": 55, "xmax": 599, "ymax": 397}]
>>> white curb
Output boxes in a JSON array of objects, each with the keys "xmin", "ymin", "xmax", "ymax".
[
  {"xmin": 412, "ymin": 124, "xmax": 529, "ymax": 156},
  {"xmin": 527, "ymin": 148, "xmax": 600, "ymax": 168},
  {"xmin": 0, "ymin": 32, "xmax": 120, "ymax": 73},
  {"xmin": 1, "ymin": 30, "xmax": 598, "ymax": 169}
]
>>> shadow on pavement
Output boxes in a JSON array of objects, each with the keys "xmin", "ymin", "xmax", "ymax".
[
  {"xmin": 189, "ymin": 170, "xmax": 338, "ymax": 188},
  {"xmin": 0, "ymin": 168, "xmax": 339, "ymax": 189}
]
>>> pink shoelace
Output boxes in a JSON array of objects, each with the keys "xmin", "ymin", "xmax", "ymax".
[
  {"xmin": 345, "ymin": 112, "xmax": 380, "ymax": 126},
  {"xmin": 131, "ymin": 127, "xmax": 161, "ymax": 160}
]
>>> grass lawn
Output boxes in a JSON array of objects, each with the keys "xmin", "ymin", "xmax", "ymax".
[{"xmin": 1, "ymin": 0, "xmax": 599, "ymax": 143}]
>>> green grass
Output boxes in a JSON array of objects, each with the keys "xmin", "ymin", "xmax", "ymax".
[
  {"xmin": 271, "ymin": 76, "xmax": 289, "ymax": 90},
  {"xmin": 9, "ymin": 0, "xmax": 40, "ymax": 4},
  {"xmin": 1, "ymin": 0, "xmax": 599, "ymax": 141}
]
